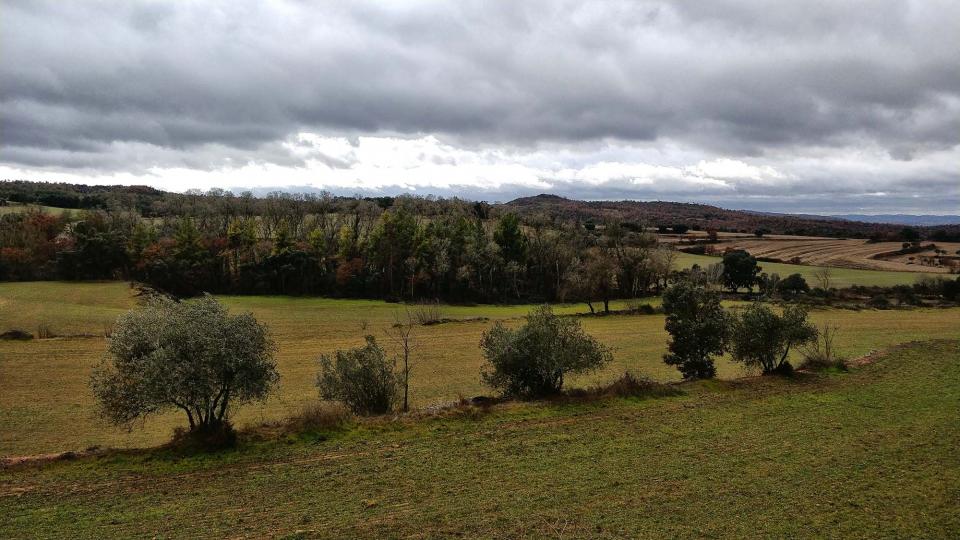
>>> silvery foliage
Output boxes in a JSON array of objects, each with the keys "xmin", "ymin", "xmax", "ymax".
[{"xmin": 91, "ymin": 295, "xmax": 278, "ymax": 430}]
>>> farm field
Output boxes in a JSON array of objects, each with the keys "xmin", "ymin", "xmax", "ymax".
[
  {"xmin": 2, "ymin": 280, "xmax": 959, "ymax": 457},
  {"xmin": 2, "ymin": 339, "xmax": 958, "ymax": 538},
  {"xmin": 687, "ymin": 236, "xmax": 960, "ymax": 274}
]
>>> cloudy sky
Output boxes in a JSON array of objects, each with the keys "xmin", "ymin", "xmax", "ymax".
[{"xmin": 2, "ymin": 0, "xmax": 958, "ymax": 214}]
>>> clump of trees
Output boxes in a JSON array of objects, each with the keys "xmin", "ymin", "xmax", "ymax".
[
  {"xmin": 0, "ymin": 190, "xmax": 680, "ymax": 306},
  {"xmin": 480, "ymin": 305, "xmax": 612, "ymax": 398},
  {"xmin": 661, "ymin": 278, "xmax": 819, "ymax": 378},
  {"xmin": 91, "ymin": 296, "xmax": 279, "ymax": 443}
]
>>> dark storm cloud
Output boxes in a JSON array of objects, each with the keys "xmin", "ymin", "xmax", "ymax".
[
  {"xmin": 4, "ymin": 1, "xmax": 959, "ymax": 160},
  {"xmin": 0, "ymin": 0, "xmax": 958, "ymax": 212}
]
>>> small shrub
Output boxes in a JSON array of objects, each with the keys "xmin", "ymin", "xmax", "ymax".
[
  {"xmin": 625, "ymin": 300, "xmax": 657, "ymax": 314},
  {"xmin": 316, "ymin": 336, "xmax": 400, "ymax": 415},
  {"xmin": 800, "ymin": 324, "xmax": 847, "ymax": 372},
  {"xmin": 0, "ymin": 329, "xmax": 33, "ymax": 340},
  {"xmin": 867, "ymin": 295, "xmax": 891, "ymax": 309},
  {"xmin": 589, "ymin": 372, "xmax": 683, "ymax": 399},
  {"xmin": 480, "ymin": 305, "xmax": 612, "ymax": 398},
  {"xmin": 36, "ymin": 324, "xmax": 55, "ymax": 339},
  {"xmin": 286, "ymin": 402, "xmax": 352, "ymax": 432},
  {"xmin": 411, "ymin": 300, "xmax": 444, "ymax": 325}
]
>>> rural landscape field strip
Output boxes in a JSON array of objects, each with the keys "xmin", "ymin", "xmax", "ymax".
[
  {"xmin": 712, "ymin": 238, "xmax": 960, "ymax": 273},
  {"xmin": 2, "ymin": 340, "xmax": 958, "ymax": 538},
  {"xmin": 3, "ymin": 280, "xmax": 960, "ymax": 456}
]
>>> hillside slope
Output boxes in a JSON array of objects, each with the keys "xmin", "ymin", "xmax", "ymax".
[{"xmin": 504, "ymin": 194, "xmax": 960, "ymax": 239}]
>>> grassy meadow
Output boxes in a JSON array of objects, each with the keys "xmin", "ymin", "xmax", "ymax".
[
  {"xmin": 2, "ymin": 279, "xmax": 959, "ymax": 456},
  {"xmin": 2, "ymin": 339, "xmax": 958, "ymax": 538}
]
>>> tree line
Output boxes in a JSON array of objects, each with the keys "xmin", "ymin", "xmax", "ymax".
[{"xmin": 1, "ymin": 193, "xmax": 682, "ymax": 304}]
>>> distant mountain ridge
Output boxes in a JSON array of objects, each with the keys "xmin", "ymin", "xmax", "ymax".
[
  {"xmin": 829, "ymin": 214, "xmax": 960, "ymax": 226},
  {"xmin": 504, "ymin": 194, "xmax": 960, "ymax": 238}
]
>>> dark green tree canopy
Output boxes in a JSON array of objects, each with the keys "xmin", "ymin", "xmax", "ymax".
[
  {"xmin": 662, "ymin": 280, "xmax": 729, "ymax": 379},
  {"xmin": 494, "ymin": 213, "xmax": 528, "ymax": 264},
  {"xmin": 722, "ymin": 249, "xmax": 761, "ymax": 292},
  {"xmin": 776, "ymin": 273, "xmax": 810, "ymax": 298}
]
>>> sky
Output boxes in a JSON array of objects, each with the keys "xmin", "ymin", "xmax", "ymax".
[{"xmin": 1, "ymin": 0, "xmax": 958, "ymax": 214}]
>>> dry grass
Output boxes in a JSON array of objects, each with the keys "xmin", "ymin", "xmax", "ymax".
[{"xmin": 3, "ymin": 280, "xmax": 960, "ymax": 456}]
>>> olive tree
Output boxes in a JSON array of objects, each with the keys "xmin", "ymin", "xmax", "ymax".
[
  {"xmin": 91, "ymin": 295, "xmax": 279, "ymax": 434},
  {"xmin": 662, "ymin": 280, "xmax": 729, "ymax": 379},
  {"xmin": 729, "ymin": 303, "xmax": 817, "ymax": 375},
  {"xmin": 480, "ymin": 305, "xmax": 612, "ymax": 398}
]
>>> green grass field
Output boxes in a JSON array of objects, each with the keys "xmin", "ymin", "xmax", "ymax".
[
  {"xmin": 675, "ymin": 252, "xmax": 933, "ymax": 287},
  {"xmin": 2, "ymin": 339, "xmax": 958, "ymax": 538},
  {"xmin": 2, "ymin": 281, "xmax": 959, "ymax": 457}
]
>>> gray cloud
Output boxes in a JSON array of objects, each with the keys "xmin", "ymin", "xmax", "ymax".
[{"xmin": 1, "ymin": 0, "xmax": 958, "ymax": 211}]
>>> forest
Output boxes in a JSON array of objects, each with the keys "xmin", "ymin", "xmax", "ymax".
[{"xmin": 2, "ymin": 180, "xmax": 957, "ymax": 303}]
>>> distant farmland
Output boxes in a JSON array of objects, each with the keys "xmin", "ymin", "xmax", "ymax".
[{"xmin": 671, "ymin": 236, "xmax": 960, "ymax": 275}]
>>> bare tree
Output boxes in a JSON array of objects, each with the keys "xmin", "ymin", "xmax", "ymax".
[
  {"xmin": 385, "ymin": 308, "xmax": 416, "ymax": 411},
  {"xmin": 813, "ymin": 267, "xmax": 833, "ymax": 290}
]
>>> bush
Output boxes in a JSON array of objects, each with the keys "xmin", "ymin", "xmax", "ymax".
[
  {"xmin": 285, "ymin": 402, "xmax": 352, "ymax": 432},
  {"xmin": 36, "ymin": 324, "xmax": 55, "ymax": 339},
  {"xmin": 799, "ymin": 324, "xmax": 847, "ymax": 372},
  {"xmin": 776, "ymin": 273, "xmax": 809, "ymax": 298},
  {"xmin": 411, "ymin": 300, "xmax": 444, "ymax": 325},
  {"xmin": 91, "ymin": 295, "xmax": 279, "ymax": 440},
  {"xmin": 585, "ymin": 372, "xmax": 683, "ymax": 399},
  {"xmin": 0, "ymin": 329, "xmax": 33, "ymax": 340},
  {"xmin": 867, "ymin": 295, "xmax": 891, "ymax": 309},
  {"xmin": 729, "ymin": 303, "xmax": 817, "ymax": 375},
  {"xmin": 480, "ymin": 305, "xmax": 612, "ymax": 398},
  {"xmin": 944, "ymin": 277, "xmax": 960, "ymax": 301},
  {"xmin": 662, "ymin": 280, "xmax": 728, "ymax": 379},
  {"xmin": 316, "ymin": 336, "xmax": 400, "ymax": 415}
]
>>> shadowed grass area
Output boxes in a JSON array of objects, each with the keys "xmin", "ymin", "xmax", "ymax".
[
  {"xmin": 2, "ymin": 281, "xmax": 960, "ymax": 456},
  {"xmin": 1, "ymin": 340, "xmax": 958, "ymax": 538}
]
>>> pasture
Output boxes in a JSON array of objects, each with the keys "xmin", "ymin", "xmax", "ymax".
[
  {"xmin": 675, "ymin": 252, "xmax": 936, "ymax": 287},
  {"xmin": 2, "ymin": 280, "xmax": 959, "ymax": 457},
  {"xmin": 2, "ymin": 339, "xmax": 958, "ymax": 538}
]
